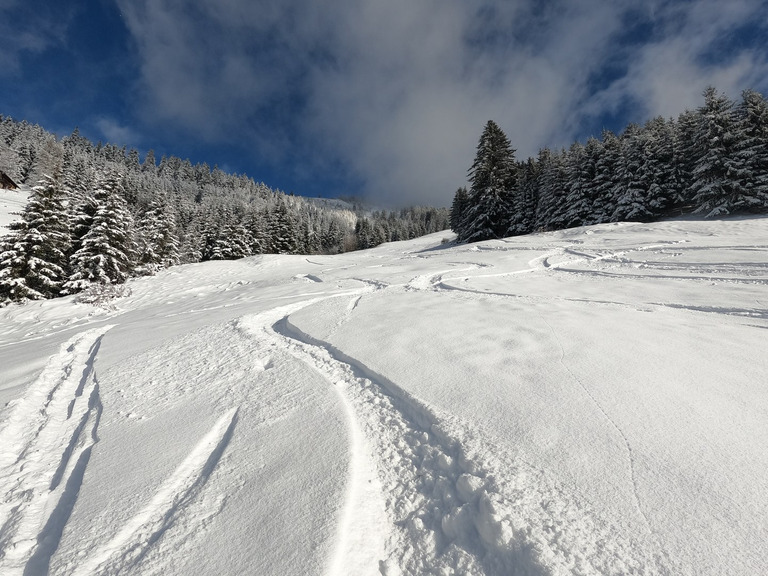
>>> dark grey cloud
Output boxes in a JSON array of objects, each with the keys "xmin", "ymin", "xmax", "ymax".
[{"xmin": 116, "ymin": 0, "xmax": 768, "ymax": 207}]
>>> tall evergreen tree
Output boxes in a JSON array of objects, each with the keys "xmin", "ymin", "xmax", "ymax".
[
  {"xmin": 0, "ymin": 175, "xmax": 70, "ymax": 303},
  {"xmin": 136, "ymin": 199, "xmax": 181, "ymax": 272},
  {"xmin": 673, "ymin": 109, "xmax": 700, "ymax": 208},
  {"xmin": 65, "ymin": 173, "xmax": 136, "ymax": 292},
  {"xmin": 642, "ymin": 117, "xmax": 676, "ymax": 217},
  {"xmin": 612, "ymin": 124, "xmax": 653, "ymax": 222},
  {"xmin": 563, "ymin": 141, "xmax": 597, "ymax": 227},
  {"xmin": 689, "ymin": 87, "xmax": 746, "ymax": 217},
  {"xmin": 535, "ymin": 148, "xmax": 568, "ymax": 230},
  {"xmin": 507, "ymin": 158, "xmax": 539, "ymax": 235},
  {"xmin": 461, "ymin": 120, "xmax": 517, "ymax": 242},
  {"xmin": 267, "ymin": 198, "xmax": 299, "ymax": 254},
  {"xmin": 592, "ymin": 130, "xmax": 620, "ymax": 223},
  {"xmin": 449, "ymin": 187, "xmax": 469, "ymax": 238},
  {"xmin": 734, "ymin": 89, "xmax": 768, "ymax": 210}
]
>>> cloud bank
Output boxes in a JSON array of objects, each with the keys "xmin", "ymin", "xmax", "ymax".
[{"xmin": 115, "ymin": 1, "xmax": 768, "ymax": 206}]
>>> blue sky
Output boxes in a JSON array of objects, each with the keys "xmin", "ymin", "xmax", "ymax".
[{"xmin": 2, "ymin": 0, "xmax": 767, "ymax": 207}]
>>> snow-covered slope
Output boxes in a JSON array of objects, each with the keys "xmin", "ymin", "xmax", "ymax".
[
  {"xmin": 1, "ymin": 217, "xmax": 767, "ymax": 576},
  {"xmin": 0, "ymin": 187, "xmax": 28, "ymax": 235}
]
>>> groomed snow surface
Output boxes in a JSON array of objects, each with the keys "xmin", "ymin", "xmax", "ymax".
[{"xmin": 1, "ymin": 214, "xmax": 767, "ymax": 576}]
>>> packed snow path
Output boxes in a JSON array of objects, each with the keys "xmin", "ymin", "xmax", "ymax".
[{"xmin": 1, "ymin": 217, "xmax": 767, "ymax": 575}]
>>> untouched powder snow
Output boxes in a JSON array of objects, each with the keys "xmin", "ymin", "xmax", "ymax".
[{"xmin": 1, "ymin": 216, "xmax": 767, "ymax": 575}]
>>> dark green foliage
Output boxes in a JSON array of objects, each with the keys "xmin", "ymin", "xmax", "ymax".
[
  {"xmin": 449, "ymin": 187, "xmax": 469, "ymax": 238},
  {"xmin": 451, "ymin": 87, "xmax": 768, "ymax": 243},
  {"xmin": 461, "ymin": 120, "xmax": 517, "ymax": 242},
  {"xmin": 689, "ymin": 87, "xmax": 746, "ymax": 217}
]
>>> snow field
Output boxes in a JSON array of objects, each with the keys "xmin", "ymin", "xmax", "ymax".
[
  {"xmin": 285, "ymin": 295, "xmax": 667, "ymax": 576},
  {"xmin": 1, "ymin": 217, "xmax": 767, "ymax": 575},
  {"xmin": 45, "ymin": 306, "xmax": 357, "ymax": 576}
]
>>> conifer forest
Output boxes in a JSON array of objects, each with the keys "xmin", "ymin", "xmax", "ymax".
[
  {"xmin": 0, "ymin": 119, "xmax": 447, "ymax": 305},
  {"xmin": 452, "ymin": 87, "xmax": 768, "ymax": 242}
]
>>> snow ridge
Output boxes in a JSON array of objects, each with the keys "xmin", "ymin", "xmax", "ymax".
[{"xmin": 0, "ymin": 326, "xmax": 112, "ymax": 576}]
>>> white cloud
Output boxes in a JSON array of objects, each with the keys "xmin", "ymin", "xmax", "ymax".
[
  {"xmin": 116, "ymin": 0, "xmax": 768, "ymax": 207},
  {"xmin": 95, "ymin": 117, "xmax": 140, "ymax": 148},
  {"xmin": 584, "ymin": 0, "xmax": 768, "ymax": 124}
]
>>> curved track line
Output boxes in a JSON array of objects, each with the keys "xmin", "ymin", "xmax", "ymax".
[
  {"xmin": 272, "ymin": 313, "xmax": 669, "ymax": 575},
  {"xmin": 72, "ymin": 407, "xmax": 239, "ymax": 576}
]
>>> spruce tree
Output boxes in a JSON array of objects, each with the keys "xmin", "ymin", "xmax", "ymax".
[
  {"xmin": 735, "ymin": 89, "xmax": 768, "ymax": 211},
  {"xmin": 449, "ymin": 187, "xmax": 469, "ymax": 238},
  {"xmin": 690, "ymin": 87, "xmax": 745, "ymax": 217},
  {"xmin": 0, "ymin": 175, "xmax": 70, "ymax": 303},
  {"xmin": 136, "ymin": 199, "xmax": 181, "ymax": 272},
  {"xmin": 507, "ymin": 158, "xmax": 538, "ymax": 235},
  {"xmin": 612, "ymin": 124, "xmax": 653, "ymax": 222},
  {"xmin": 642, "ymin": 117, "xmax": 676, "ymax": 218},
  {"xmin": 592, "ymin": 130, "xmax": 620, "ymax": 223},
  {"xmin": 462, "ymin": 120, "xmax": 517, "ymax": 242},
  {"xmin": 65, "ymin": 173, "xmax": 136, "ymax": 292},
  {"xmin": 563, "ymin": 141, "xmax": 596, "ymax": 227},
  {"xmin": 267, "ymin": 198, "xmax": 299, "ymax": 254},
  {"xmin": 535, "ymin": 148, "xmax": 567, "ymax": 230}
]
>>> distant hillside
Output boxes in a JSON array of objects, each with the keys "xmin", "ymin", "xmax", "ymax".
[{"xmin": 0, "ymin": 115, "xmax": 448, "ymax": 305}]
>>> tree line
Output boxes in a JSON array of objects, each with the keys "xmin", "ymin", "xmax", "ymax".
[
  {"xmin": 452, "ymin": 87, "xmax": 768, "ymax": 242},
  {"xmin": 0, "ymin": 117, "xmax": 448, "ymax": 305}
]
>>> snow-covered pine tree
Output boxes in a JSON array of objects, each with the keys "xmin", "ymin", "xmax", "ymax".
[
  {"xmin": 534, "ymin": 148, "xmax": 567, "ymax": 231},
  {"xmin": 591, "ymin": 130, "xmax": 620, "ymax": 223},
  {"xmin": 461, "ymin": 120, "xmax": 517, "ymax": 242},
  {"xmin": 65, "ymin": 172, "xmax": 137, "ymax": 292},
  {"xmin": 245, "ymin": 208, "xmax": 269, "ymax": 255},
  {"xmin": 0, "ymin": 175, "xmax": 70, "ymax": 304},
  {"xmin": 200, "ymin": 207, "xmax": 242, "ymax": 261},
  {"xmin": 673, "ymin": 109, "xmax": 699, "ymax": 209},
  {"xmin": 506, "ymin": 158, "xmax": 538, "ymax": 235},
  {"xmin": 267, "ymin": 198, "xmax": 299, "ymax": 254},
  {"xmin": 689, "ymin": 87, "xmax": 746, "ymax": 217},
  {"xmin": 734, "ymin": 89, "xmax": 768, "ymax": 211},
  {"xmin": 642, "ymin": 117, "xmax": 676, "ymax": 218},
  {"xmin": 563, "ymin": 140, "xmax": 598, "ymax": 227},
  {"xmin": 321, "ymin": 218, "xmax": 346, "ymax": 254},
  {"xmin": 449, "ymin": 187, "xmax": 469, "ymax": 238},
  {"xmin": 611, "ymin": 124, "xmax": 653, "ymax": 222},
  {"xmin": 136, "ymin": 199, "xmax": 181, "ymax": 273}
]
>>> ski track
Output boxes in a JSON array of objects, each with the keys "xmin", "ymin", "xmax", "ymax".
[
  {"xmin": 0, "ymin": 326, "xmax": 113, "ymax": 576},
  {"xmin": 70, "ymin": 407, "xmax": 239, "ymax": 576},
  {"xmin": 266, "ymin": 305, "xmax": 669, "ymax": 576}
]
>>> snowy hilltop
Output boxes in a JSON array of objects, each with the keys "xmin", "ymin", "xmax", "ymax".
[{"xmin": 1, "ymin": 216, "xmax": 767, "ymax": 576}]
